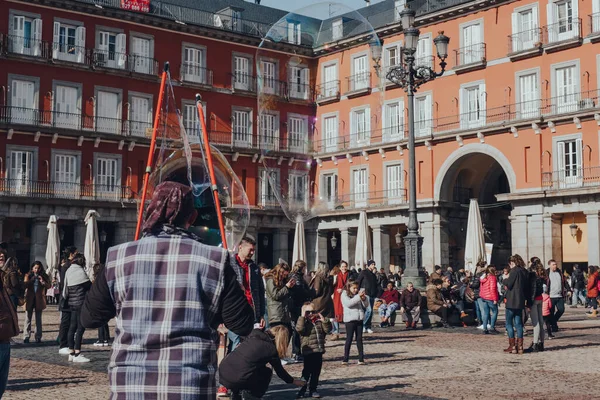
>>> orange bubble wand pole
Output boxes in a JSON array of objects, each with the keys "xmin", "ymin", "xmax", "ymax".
[
  {"xmin": 196, "ymin": 94, "xmax": 228, "ymax": 250},
  {"xmin": 134, "ymin": 62, "xmax": 169, "ymax": 241}
]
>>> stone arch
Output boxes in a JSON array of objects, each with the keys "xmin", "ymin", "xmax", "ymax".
[{"xmin": 434, "ymin": 143, "xmax": 517, "ymax": 202}]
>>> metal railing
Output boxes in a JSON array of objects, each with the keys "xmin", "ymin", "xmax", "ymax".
[
  {"xmin": 544, "ymin": 18, "xmax": 582, "ymax": 44},
  {"xmin": 202, "ymin": 130, "xmax": 309, "ymax": 154},
  {"xmin": 5, "ymin": 34, "xmax": 44, "ymax": 57},
  {"xmin": 542, "ymin": 166, "xmax": 600, "ymax": 189},
  {"xmin": 454, "ymin": 43, "xmax": 486, "ymax": 67},
  {"xmin": 589, "ymin": 13, "xmax": 600, "ymax": 35},
  {"xmin": 322, "ymin": 189, "xmax": 408, "ymax": 211},
  {"xmin": 508, "ymin": 28, "xmax": 543, "ymax": 53},
  {"xmin": 313, "ymin": 126, "xmax": 406, "ymax": 154},
  {"xmin": 180, "ymin": 63, "xmax": 214, "ymax": 86},
  {"xmin": 288, "ymin": 82, "xmax": 313, "ymax": 102},
  {"xmin": 232, "ymin": 73, "xmax": 257, "ymax": 92},
  {"xmin": 415, "ymin": 55, "xmax": 434, "ymax": 69},
  {"xmin": 316, "ymin": 81, "xmax": 340, "ymax": 103},
  {"xmin": 346, "ymin": 72, "xmax": 371, "ymax": 94},
  {"xmin": 0, "ymin": 179, "xmax": 134, "ymax": 202}
]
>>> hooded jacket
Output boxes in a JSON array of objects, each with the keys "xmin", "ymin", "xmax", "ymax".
[
  {"xmin": 504, "ymin": 266, "xmax": 528, "ymax": 309},
  {"xmin": 357, "ymin": 268, "xmax": 379, "ymax": 298},
  {"xmin": 341, "ymin": 291, "xmax": 369, "ymax": 322},
  {"xmin": 265, "ymin": 278, "xmax": 291, "ymax": 325},
  {"xmin": 426, "ymin": 284, "xmax": 445, "ymax": 312},
  {"xmin": 296, "ymin": 315, "xmax": 332, "ymax": 355}
]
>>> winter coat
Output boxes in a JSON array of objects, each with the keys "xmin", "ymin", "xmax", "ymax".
[
  {"xmin": 0, "ymin": 271, "xmax": 20, "ymax": 343},
  {"xmin": 1, "ymin": 265, "xmax": 22, "ymax": 299},
  {"xmin": 309, "ymin": 274, "xmax": 334, "ymax": 318},
  {"xmin": 377, "ymin": 272, "xmax": 388, "ymax": 290},
  {"xmin": 542, "ymin": 294, "xmax": 552, "ymax": 317},
  {"xmin": 573, "ymin": 268, "xmax": 586, "ymax": 290},
  {"xmin": 333, "ymin": 271, "xmax": 349, "ymax": 321},
  {"xmin": 24, "ymin": 272, "xmax": 51, "ymax": 312},
  {"xmin": 341, "ymin": 291, "xmax": 369, "ymax": 322},
  {"xmin": 219, "ymin": 329, "xmax": 294, "ymax": 389},
  {"xmin": 265, "ymin": 277, "xmax": 291, "ymax": 325},
  {"xmin": 399, "ymin": 288, "xmax": 421, "ymax": 310},
  {"xmin": 587, "ymin": 271, "xmax": 599, "ymax": 299},
  {"xmin": 357, "ymin": 268, "xmax": 379, "ymax": 298},
  {"xmin": 232, "ymin": 256, "xmax": 265, "ymax": 324},
  {"xmin": 504, "ymin": 266, "xmax": 528, "ymax": 310},
  {"xmin": 479, "ymin": 273, "xmax": 499, "ymax": 302},
  {"xmin": 527, "ymin": 272, "xmax": 545, "ymax": 306},
  {"xmin": 296, "ymin": 315, "xmax": 332, "ymax": 356},
  {"xmin": 288, "ymin": 271, "xmax": 311, "ymax": 315},
  {"xmin": 426, "ymin": 284, "xmax": 445, "ymax": 312},
  {"xmin": 546, "ymin": 268, "xmax": 567, "ymax": 298},
  {"xmin": 380, "ymin": 289, "xmax": 400, "ymax": 305},
  {"xmin": 67, "ymin": 281, "xmax": 92, "ymax": 309}
]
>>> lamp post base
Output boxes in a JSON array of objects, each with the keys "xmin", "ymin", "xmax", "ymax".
[{"xmin": 403, "ymin": 232, "xmax": 425, "ymax": 289}]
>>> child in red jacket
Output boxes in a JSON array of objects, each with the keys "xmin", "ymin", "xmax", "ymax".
[{"xmin": 542, "ymin": 286, "xmax": 554, "ymax": 339}]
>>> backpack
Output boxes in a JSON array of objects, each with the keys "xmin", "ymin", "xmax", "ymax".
[{"xmin": 464, "ymin": 286, "xmax": 476, "ymax": 303}]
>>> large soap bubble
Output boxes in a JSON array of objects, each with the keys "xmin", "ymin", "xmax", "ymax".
[{"xmin": 256, "ymin": 2, "xmax": 382, "ymax": 224}]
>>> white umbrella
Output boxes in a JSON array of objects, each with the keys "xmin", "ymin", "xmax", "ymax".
[
  {"xmin": 84, "ymin": 210, "xmax": 101, "ymax": 280},
  {"xmin": 464, "ymin": 199, "xmax": 486, "ymax": 273},
  {"xmin": 354, "ymin": 210, "xmax": 372, "ymax": 269},
  {"xmin": 45, "ymin": 215, "xmax": 60, "ymax": 280},
  {"xmin": 292, "ymin": 219, "xmax": 306, "ymax": 266}
]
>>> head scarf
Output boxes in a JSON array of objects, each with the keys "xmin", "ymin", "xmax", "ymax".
[{"xmin": 142, "ymin": 181, "xmax": 195, "ymax": 234}]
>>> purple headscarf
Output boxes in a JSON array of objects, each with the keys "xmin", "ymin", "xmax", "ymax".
[{"xmin": 142, "ymin": 181, "xmax": 195, "ymax": 233}]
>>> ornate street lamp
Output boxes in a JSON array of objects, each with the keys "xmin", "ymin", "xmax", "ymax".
[
  {"xmin": 570, "ymin": 214, "xmax": 578, "ymax": 239},
  {"xmin": 386, "ymin": 8, "xmax": 450, "ymax": 287},
  {"xmin": 330, "ymin": 233, "xmax": 338, "ymax": 249},
  {"xmin": 100, "ymin": 230, "xmax": 108, "ymax": 244}
]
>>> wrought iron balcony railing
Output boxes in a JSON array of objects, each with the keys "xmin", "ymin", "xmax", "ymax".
[
  {"xmin": 179, "ymin": 63, "xmax": 214, "ymax": 86},
  {"xmin": 345, "ymin": 72, "xmax": 371, "ymax": 95},
  {"xmin": 543, "ymin": 18, "xmax": 582, "ymax": 44},
  {"xmin": 321, "ymin": 188, "xmax": 408, "ymax": 212},
  {"xmin": 454, "ymin": 43, "xmax": 486, "ymax": 67},
  {"xmin": 508, "ymin": 28, "xmax": 543, "ymax": 54},
  {"xmin": 0, "ymin": 179, "xmax": 135, "ymax": 202},
  {"xmin": 316, "ymin": 81, "xmax": 340, "ymax": 103},
  {"xmin": 542, "ymin": 166, "xmax": 600, "ymax": 189}
]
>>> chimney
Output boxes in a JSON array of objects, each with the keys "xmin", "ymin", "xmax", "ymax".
[{"xmin": 255, "ymin": 0, "xmax": 261, "ymax": 4}]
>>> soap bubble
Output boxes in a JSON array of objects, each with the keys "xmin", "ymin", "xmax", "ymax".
[{"xmin": 256, "ymin": 2, "xmax": 381, "ymax": 224}]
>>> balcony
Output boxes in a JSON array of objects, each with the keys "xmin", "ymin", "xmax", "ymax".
[
  {"xmin": 92, "ymin": 50, "xmax": 159, "ymax": 75},
  {"xmin": 316, "ymin": 81, "xmax": 340, "ymax": 105},
  {"xmin": 345, "ymin": 73, "xmax": 371, "ymax": 97},
  {"xmin": 313, "ymin": 126, "xmax": 406, "ymax": 154},
  {"xmin": 288, "ymin": 82, "xmax": 313, "ymax": 103},
  {"xmin": 543, "ymin": 18, "xmax": 582, "ymax": 52},
  {"xmin": 588, "ymin": 13, "xmax": 600, "ymax": 42},
  {"xmin": 0, "ymin": 179, "xmax": 134, "ymax": 202},
  {"xmin": 542, "ymin": 167, "xmax": 600, "ymax": 190},
  {"xmin": 4, "ymin": 34, "xmax": 45, "ymax": 58},
  {"xmin": 232, "ymin": 73, "xmax": 257, "ymax": 93},
  {"xmin": 322, "ymin": 189, "xmax": 407, "ymax": 212},
  {"xmin": 205, "ymin": 130, "xmax": 308, "ymax": 154},
  {"xmin": 507, "ymin": 28, "xmax": 543, "ymax": 61},
  {"xmin": 179, "ymin": 63, "xmax": 214, "ymax": 87},
  {"xmin": 453, "ymin": 43, "xmax": 486, "ymax": 74}
]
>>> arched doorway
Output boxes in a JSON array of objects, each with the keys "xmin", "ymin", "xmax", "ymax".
[{"xmin": 437, "ymin": 151, "xmax": 513, "ymax": 268}]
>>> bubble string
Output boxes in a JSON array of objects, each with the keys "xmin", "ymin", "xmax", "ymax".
[
  {"xmin": 196, "ymin": 94, "xmax": 228, "ymax": 250},
  {"xmin": 135, "ymin": 62, "xmax": 169, "ymax": 241}
]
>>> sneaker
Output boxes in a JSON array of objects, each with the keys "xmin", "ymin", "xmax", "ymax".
[
  {"xmin": 476, "ymin": 324, "xmax": 484, "ymax": 330},
  {"xmin": 23, "ymin": 337, "xmax": 30, "ymax": 343},
  {"xmin": 341, "ymin": 361, "xmax": 348, "ymax": 365},
  {"xmin": 217, "ymin": 386, "xmax": 228, "ymax": 397},
  {"xmin": 59, "ymin": 347, "xmax": 71, "ymax": 355},
  {"xmin": 103, "ymin": 341, "xmax": 111, "ymax": 347},
  {"xmin": 71, "ymin": 354, "xmax": 91, "ymax": 363},
  {"xmin": 68, "ymin": 354, "xmax": 75, "ymax": 362},
  {"xmin": 366, "ymin": 328, "xmax": 374, "ymax": 334},
  {"xmin": 357, "ymin": 361, "xmax": 366, "ymax": 365},
  {"xmin": 296, "ymin": 385, "xmax": 307, "ymax": 398},
  {"xmin": 93, "ymin": 340, "xmax": 104, "ymax": 347},
  {"xmin": 281, "ymin": 359, "xmax": 289, "ymax": 365},
  {"xmin": 487, "ymin": 324, "xmax": 492, "ymax": 330},
  {"xmin": 311, "ymin": 391, "xmax": 321, "ymax": 398},
  {"xmin": 362, "ymin": 328, "xmax": 367, "ymax": 333}
]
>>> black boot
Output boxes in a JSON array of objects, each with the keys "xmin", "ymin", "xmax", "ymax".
[
  {"xmin": 538, "ymin": 342, "xmax": 545, "ymax": 352},
  {"xmin": 297, "ymin": 384, "xmax": 307, "ymax": 398}
]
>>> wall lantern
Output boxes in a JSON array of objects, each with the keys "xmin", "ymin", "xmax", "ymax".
[{"xmin": 330, "ymin": 234, "xmax": 338, "ymax": 249}]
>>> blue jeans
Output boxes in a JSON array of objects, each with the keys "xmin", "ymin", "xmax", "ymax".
[
  {"xmin": 331, "ymin": 319, "xmax": 339, "ymax": 334},
  {"xmin": 378, "ymin": 302, "xmax": 399, "ymax": 319},
  {"xmin": 572, "ymin": 289, "xmax": 586, "ymax": 306},
  {"xmin": 227, "ymin": 330, "xmax": 242, "ymax": 352},
  {"xmin": 478, "ymin": 298, "xmax": 498, "ymax": 329},
  {"xmin": 505, "ymin": 307, "xmax": 524, "ymax": 339},
  {"xmin": 474, "ymin": 297, "xmax": 482, "ymax": 323},
  {"xmin": 363, "ymin": 296, "xmax": 375, "ymax": 329},
  {"xmin": 0, "ymin": 343, "xmax": 10, "ymax": 398}
]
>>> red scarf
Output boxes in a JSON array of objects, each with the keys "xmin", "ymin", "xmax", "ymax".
[{"xmin": 236, "ymin": 255, "xmax": 254, "ymax": 307}]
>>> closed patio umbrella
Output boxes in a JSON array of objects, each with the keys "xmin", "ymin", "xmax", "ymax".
[
  {"xmin": 354, "ymin": 210, "xmax": 372, "ymax": 269},
  {"xmin": 45, "ymin": 215, "xmax": 60, "ymax": 280},
  {"xmin": 464, "ymin": 199, "xmax": 486, "ymax": 273},
  {"xmin": 84, "ymin": 210, "xmax": 101, "ymax": 280},
  {"xmin": 292, "ymin": 219, "xmax": 306, "ymax": 266}
]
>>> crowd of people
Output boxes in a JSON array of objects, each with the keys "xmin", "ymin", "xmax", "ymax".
[{"xmin": 1, "ymin": 183, "xmax": 600, "ymax": 399}]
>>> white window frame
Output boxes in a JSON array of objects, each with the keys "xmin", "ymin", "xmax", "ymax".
[
  {"xmin": 8, "ymin": 74, "xmax": 39, "ymax": 125},
  {"xmin": 320, "ymin": 169, "xmax": 339, "ymax": 210},
  {"xmin": 322, "ymin": 111, "xmax": 339, "ymax": 153},
  {"xmin": 259, "ymin": 111, "xmax": 280, "ymax": 151},
  {"xmin": 384, "ymin": 161, "xmax": 405, "ymax": 205},
  {"xmin": 459, "ymin": 19, "xmax": 484, "ymax": 65},
  {"xmin": 94, "ymin": 86, "xmax": 123, "ymax": 135},
  {"xmin": 287, "ymin": 20, "xmax": 301, "ymax": 45},
  {"xmin": 288, "ymin": 171, "xmax": 309, "ymax": 207},
  {"xmin": 8, "ymin": 10, "xmax": 42, "ymax": 57},
  {"xmin": 515, "ymin": 68, "xmax": 541, "ymax": 119},
  {"xmin": 550, "ymin": 59, "xmax": 580, "ymax": 114},
  {"xmin": 332, "ymin": 19, "xmax": 343, "ymax": 41},
  {"xmin": 232, "ymin": 107, "xmax": 253, "ymax": 148},
  {"xmin": 383, "ymin": 98, "xmax": 405, "ymax": 142},
  {"xmin": 289, "ymin": 64, "xmax": 310, "ymax": 100},
  {"xmin": 233, "ymin": 52, "xmax": 253, "ymax": 91},
  {"xmin": 351, "ymin": 166, "xmax": 369, "ymax": 208},
  {"xmin": 181, "ymin": 43, "xmax": 207, "ymax": 84},
  {"xmin": 320, "ymin": 60, "xmax": 339, "ymax": 99},
  {"xmin": 414, "ymin": 91, "xmax": 433, "ymax": 137},
  {"xmin": 383, "ymin": 40, "xmax": 403, "ymax": 81},
  {"xmin": 553, "ymin": 133, "xmax": 583, "ymax": 188},
  {"xmin": 95, "ymin": 26, "xmax": 126, "ymax": 70},
  {"xmin": 183, "ymin": 100, "xmax": 206, "ymax": 143},
  {"xmin": 350, "ymin": 105, "xmax": 371, "ymax": 148},
  {"xmin": 258, "ymin": 168, "xmax": 280, "ymax": 207},
  {"xmin": 52, "ymin": 80, "xmax": 82, "ymax": 130},
  {"xmin": 350, "ymin": 52, "xmax": 370, "ymax": 92},
  {"xmin": 287, "ymin": 113, "xmax": 308, "ymax": 153},
  {"xmin": 51, "ymin": 149, "xmax": 81, "ymax": 199},
  {"xmin": 592, "ymin": 0, "xmax": 600, "ymax": 32},
  {"xmin": 130, "ymin": 32, "xmax": 154, "ymax": 75},
  {"xmin": 259, "ymin": 58, "xmax": 278, "ymax": 95},
  {"xmin": 93, "ymin": 153, "xmax": 122, "ymax": 200},
  {"xmin": 459, "ymin": 80, "xmax": 486, "ymax": 129},
  {"xmin": 511, "ymin": 3, "xmax": 539, "ymax": 52},
  {"xmin": 416, "ymin": 33, "xmax": 432, "ymax": 68},
  {"xmin": 546, "ymin": 0, "xmax": 578, "ymax": 43},
  {"xmin": 6, "ymin": 145, "xmax": 39, "ymax": 196},
  {"xmin": 128, "ymin": 91, "xmax": 153, "ymax": 138}
]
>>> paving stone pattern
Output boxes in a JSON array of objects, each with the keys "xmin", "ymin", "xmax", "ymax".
[{"xmin": 5, "ymin": 305, "xmax": 600, "ymax": 399}]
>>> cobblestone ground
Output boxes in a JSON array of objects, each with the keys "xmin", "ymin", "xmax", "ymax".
[{"xmin": 5, "ymin": 305, "xmax": 600, "ymax": 399}]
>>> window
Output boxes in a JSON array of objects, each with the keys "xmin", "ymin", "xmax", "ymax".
[
  {"xmin": 182, "ymin": 46, "xmax": 206, "ymax": 84},
  {"xmin": 97, "ymin": 31, "xmax": 126, "ymax": 69},
  {"xmin": 350, "ymin": 107, "xmax": 370, "ymax": 147},
  {"xmin": 461, "ymin": 22, "xmax": 483, "ymax": 64},
  {"xmin": 323, "ymin": 115, "xmax": 338, "ymax": 152},
  {"xmin": 183, "ymin": 102, "xmax": 205, "ymax": 142},
  {"xmin": 415, "ymin": 93, "xmax": 432, "ymax": 136},
  {"xmin": 288, "ymin": 115, "xmax": 308, "ymax": 152},
  {"xmin": 131, "ymin": 36, "xmax": 152, "ymax": 74},
  {"xmin": 592, "ymin": 0, "xmax": 600, "ymax": 32},
  {"xmin": 384, "ymin": 99, "xmax": 404, "ymax": 142},
  {"xmin": 261, "ymin": 60, "xmax": 277, "ymax": 95},
  {"xmin": 384, "ymin": 42, "xmax": 402, "ymax": 81},
  {"xmin": 232, "ymin": 109, "xmax": 252, "ymax": 148},
  {"xmin": 289, "ymin": 173, "xmax": 308, "ymax": 206},
  {"xmin": 351, "ymin": 55, "xmax": 369, "ymax": 91},
  {"xmin": 8, "ymin": 148, "xmax": 35, "ymax": 194},
  {"xmin": 395, "ymin": 0, "xmax": 406, "ymax": 22},
  {"xmin": 129, "ymin": 95, "xmax": 151, "ymax": 137},
  {"xmin": 10, "ymin": 77, "xmax": 37, "ymax": 124},
  {"xmin": 556, "ymin": 138, "xmax": 583, "ymax": 187},
  {"xmin": 96, "ymin": 89, "xmax": 121, "ymax": 134},
  {"xmin": 352, "ymin": 168, "xmax": 368, "ymax": 207},
  {"xmin": 214, "ymin": 8, "xmax": 241, "ymax": 32},
  {"xmin": 259, "ymin": 112, "xmax": 279, "ymax": 151},
  {"xmin": 287, "ymin": 21, "xmax": 301, "ymax": 44},
  {"xmin": 547, "ymin": 0, "xmax": 578, "ymax": 42},
  {"xmin": 10, "ymin": 14, "xmax": 42, "ymax": 56},
  {"xmin": 95, "ymin": 155, "xmax": 121, "ymax": 200},
  {"xmin": 553, "ymin": 63, "xmax": 578, "ymax": 113},
  {"xmin": 54, "ymin": 84, "xmax": 80, "ymax": 129},
  {"xmin": 233, "ymin": 55, "xmax": 252, "ymax": 91},
  {"xmin": 511, "ymin": 6, "xmax": 538, "ymax": 52},
  {"xmin": 259, "ymin": 169, "xmax": 280, "ymax": 207},
  {"xmin": 322, "ymin": 64, "xmax": 338, "ymax": 98},
  {"xmin": 53, "ymin": 22, "xmax": 85, "ymax": 62},
  {"xmin": 517, "ymin": 71, "xmax": 539, "ymax": 118},
  {"xmin": 321, "ymin": 172, "xmax": 338, "ymax": 209},
  {"xmin": 386, "ymin": 163, "xmax": 404, "ymax": 204},
  {"xmin": 416, "ymin": 34, "xmax": 432, "ymax": 68},
  {"xmin": 460, "ymin": 82, "xmax": 486, "ymax": 129},
  {"xmin": 52, "ymin": 151, "xmax": 80, "ymax": 198},
  {"xmin": 289, "ymin": 66, "xmax": 310, "ymax": 99},
  {"xmin": 332, "ymin": 19, "xmax": 343, "ymax": 41}
]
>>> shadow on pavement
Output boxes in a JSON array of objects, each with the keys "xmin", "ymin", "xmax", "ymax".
[
  {"xmin": 7, "ymin": 378, "xmax": 88, "ymax": 391},
  {"xmin": 546, "ymin": 342, "xmax": 600, "ymax": 352}
]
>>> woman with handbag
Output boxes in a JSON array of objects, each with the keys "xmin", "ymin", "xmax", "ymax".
[
  {"xmin": 62, "ymin": 253, "xmax": 92, "ymax": 362},
  {"xmin": 23, "ymin": 261, "xmax": 51, "ymax": 343},
  {"xmin": 0, "ymin": 265, "xmax": 20, "ymax": 397}
]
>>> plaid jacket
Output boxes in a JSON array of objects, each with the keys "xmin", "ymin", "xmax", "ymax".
[{"xmin": 104, "ymin": 230, "xmax": 229, "ymax": 400}]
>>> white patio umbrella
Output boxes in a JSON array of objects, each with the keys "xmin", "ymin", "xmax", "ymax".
[
  {"xmin": 84, "ymin": 210, "xmax": 101, "ymax": 280},
  {"xmin": 464, "ymin": 199, "xmax": 486, "ymax": 273},
  {"xmin": 45, "ymin": 215, "xmax": 60, "ymax": 280},
  {"xmin": 354, "ymin": 210, "xmax": 372, "ymax": 269},
  {"xmin": 292, "ymin": 219, "xmax": 306, "ymax": 265}
]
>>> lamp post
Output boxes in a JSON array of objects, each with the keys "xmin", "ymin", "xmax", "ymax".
[{"xmin": 386, "ymin": 7, "xmax": 450, "ymax": 287}]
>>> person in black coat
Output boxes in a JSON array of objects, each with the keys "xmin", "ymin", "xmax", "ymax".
[
  {"xmin": 356, "ymin": 260, "xmax": 379, "ymax": 332},
  {"xmin": 219, "ymin": 327, "xmax": 305, "ymax": 399},
  {"xmin": 570, "ymin": 265, "xmax": 587, "ymax": 307},
  {"xmin": 288, "ymin": 260, "xmax": 312, "ymax": 361},
  {"xmin": 57, "ymin": 246, "xmax": 77, "ymax": 353},
  {"xmin": 503, "ymin": 254, "xmax": 529, "ymax": 355}
]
